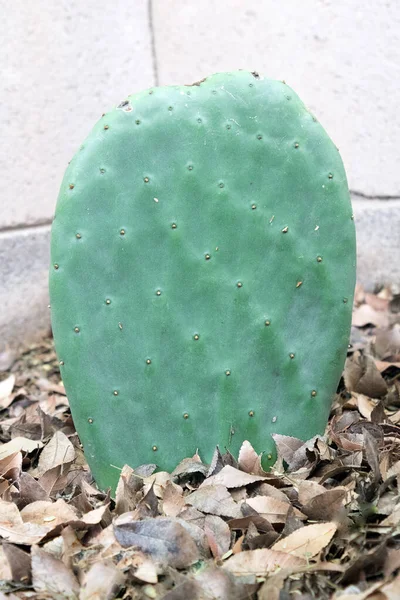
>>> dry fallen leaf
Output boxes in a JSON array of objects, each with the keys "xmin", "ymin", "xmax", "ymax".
[
  {"xmin": 0, "ymin": 374, "xmax": 16, "ymax": 409},
  {"xmin": 0, "ymin": 437, "xmax": 43, "ymax": 460},
  {"xmin": 142, "ymin": 471, "xmax": 173, "ymax": 498},
  {"xmin": 171, "ymin": 456, "xmax": 209, "ymax": 479},
  {"xmin": 0, "ymin": 545, "xmax": 12, "ymax": 580},
  {"xmin": 373, "ymin": 325, "xmax": 400, "ymax": 359},
  {"xmin": 353, "ymin": 393, "xmax": 378, "ymax": 419},
  {"xmin": 200, "ymin": 464, "xmax": 266, "ymax": 488},
  {"xmin": 301, "ymin": 489, "xmax": 347, "ymax": 521},
  {"xmin": 222, "ymin": 548, "xmax": 306, "ymax": 576},
  {"xmin": 113, "ymin": 514, "xmax": 200, "ymax": 568},
  {"xmin": 204, "ymin": 514, "xmax": 231, "ymax": 558},
  {"xmin": 238, "ymin": 440, "xmax": 265, "ymax": 475},
  {"xmin": 114, "ymin": 464, "xmax": 144, "ymax": 515},
  {"xmin": 186, "ymin": 484, "xmax": 241, "ymax": 518},
  {"xmin": 36, "ymin": 430, "xmax": 75, "ymax": 476},
  {"xmin": 31, "ymin": 545, "xmax": 80, "ymax": 599},
  {"xmin": 79, "ymin": 560, "xmax": 125, "ymax": 600},
  {"xmin": 162, "ymin": 480, "xmax": 186, "ymax": 517},
  {"xmin": 20, "ymin": 499, "xmax": 78, "ymax": 528},
  {"xmin": 2, "ymin": 543, "xmax": 31, "ymax": 584},
  {"xmin": 352, "ymin": 304, "xmax": 389, "ymax": 328},
  {"xmin": 344, "ymin": 352, "xmax": 388, "ymax": 398},
  {"xmin": 246, "ymin": 495, "xmax": 306, "ymax": 524},
  {"xmin": 0, "ymin": 499, "xmax": 52, "ymax": 545},
  {"xmin": 271, "ymin": 434, "xmax": 304, "ymax": 465},
  {"xmin": 272, "ymin": 521, "xmax": 338, "ymax": 558},
  {"xmin": 15, "ymin": 472, "xmax": 49, "ymax": 508},
  {"xmin": 133, "ymin": 556, "xmax": 158, "ymax": 584},
  {"xmin": 296, "ymin": 480, "xmax": 327, "ymax": 504}
]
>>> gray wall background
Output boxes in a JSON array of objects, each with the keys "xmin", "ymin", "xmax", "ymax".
[{"xmin": 1, "ymin": 0, "xmax": 399, "ymax": 352}]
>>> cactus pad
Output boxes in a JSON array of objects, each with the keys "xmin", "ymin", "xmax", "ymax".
[{"xmin": 50, "ymin": 71, "xmax": 356, "ymax": 492}]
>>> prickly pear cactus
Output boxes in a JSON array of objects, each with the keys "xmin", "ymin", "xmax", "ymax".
[{"xmin": 50, "ymin": 70, "xmax": 356, "ymax": 492}]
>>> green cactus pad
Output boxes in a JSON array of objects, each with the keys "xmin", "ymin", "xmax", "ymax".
[{"xmin": 50, "ymin": 70, "xmax": 356, "ymax": 492}]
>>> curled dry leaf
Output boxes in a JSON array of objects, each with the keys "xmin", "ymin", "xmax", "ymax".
[
  {"xmin": 200, "ymin": 464, "xmax": 266, "ymax": 488},
  {"xmin": 238, "ymin": 440, "xmax": 265, "ymax": 475},
  {"xmin": 37, "ymin": 430, "xmax": 75, "ymax": 476},
  {"xmin": 142, "ymin": 471, "xmax": 173, "ymax": 497},
  {"xmin": 162, "ymin": 480, "xmax": 186, "ymax": 517},
  {"xmin": 114, "ymin": 464, "xmax": 144, "ymax": 515},
  {"xmin": 272, "ymin": 521, "xmax": 338, "ymax": 558},
  {"xmin": 206, "ymin": 445, "xmax": 225, "ymax": 477},
  {"xmin": 113, "ymin": 515, "xmax": 200, "ymax": 569},
  {"xmin": 0, "ymin": 451, "xmax": 22, "ymax": 497},
  {"xmin": 344, "ymin": 352, "xmax": 388, "ymax": 398},
  {"xmin": 222, "ymin": 547, "xmax": 306, "ymax": 576},
  {"xmin": 354, "ymin": 393, "xmax": 377, "ymax": 419},
  {"xmin": 77, "ymin": 503, "xmax": 110, "ymax": 527},
  {"xmin": 171, "ymin": 456, "xmax": 209, "ymax": 479}
]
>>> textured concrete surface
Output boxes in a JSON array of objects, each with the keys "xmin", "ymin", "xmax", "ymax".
[
  {"xmin": 1, "ymin": 1, "xmax": 399, "ymax": 351},
  {"xmin": 1, "ymin": 0, "xmax": 155, "ymax": 228},
  {"xmin": 352, "ymin": 198, "xmax": 400, "ymax": 290},
  {"xmin": 0, "ymin": 226, "xmax": 51, "ymax": 353},
  {"xmin": 152, "ymin": 0, "xmax": 400, "ymax": 197}
]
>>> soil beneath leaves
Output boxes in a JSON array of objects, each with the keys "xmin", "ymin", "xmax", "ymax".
[{"xmin": 0, "ymin": 283, "xmax": 400, "ymax": 599}]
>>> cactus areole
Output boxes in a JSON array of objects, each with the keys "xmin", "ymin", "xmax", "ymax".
[{"xmin": 50, "ymin": 71, "xmax": 356, "ymax": 492}]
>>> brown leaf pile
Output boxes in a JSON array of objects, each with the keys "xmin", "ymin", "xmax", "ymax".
[{"xmin": 0, "ymin": 283, "xmax": 400, "ymax": 599}]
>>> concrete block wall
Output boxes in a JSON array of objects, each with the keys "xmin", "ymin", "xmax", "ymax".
[{"xmin": 1, "ymin": 0, "xmax": 399, "ymax": 352}]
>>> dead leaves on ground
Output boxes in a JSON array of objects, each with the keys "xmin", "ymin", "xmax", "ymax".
[{"xmin": 0, "ymin": 286, "xmax": 400, "ymax": 598}]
